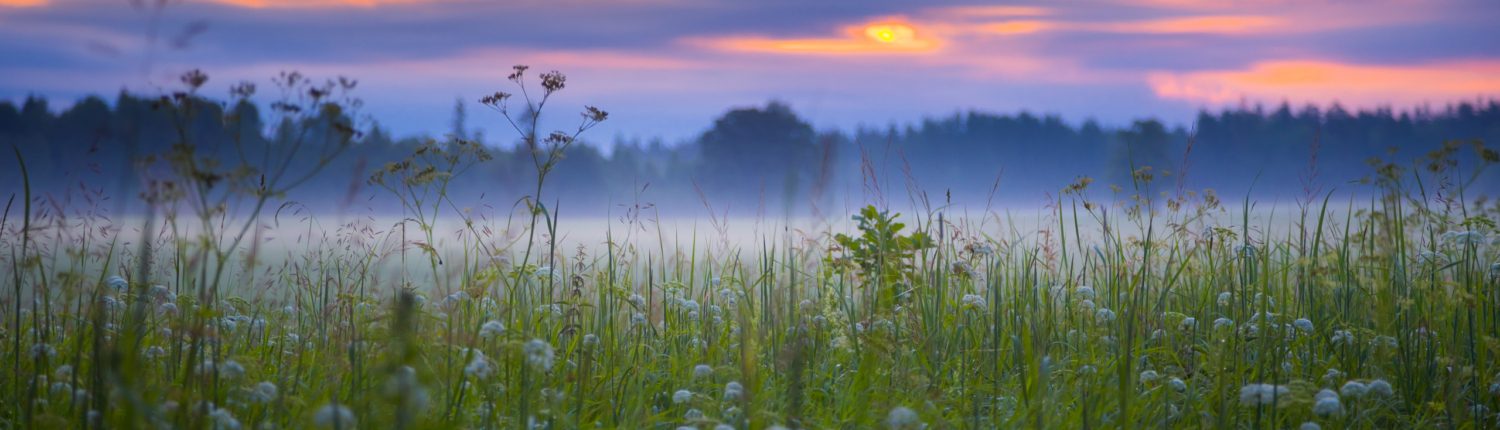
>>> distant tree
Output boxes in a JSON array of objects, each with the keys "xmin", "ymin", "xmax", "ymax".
[
  {"xmin": 1112, "ymin": 119, "xmax": 1176, "ymax": 194},
  {"xmin": 697, "ymin": 101, "xmax": 816, "ymax": 202}
]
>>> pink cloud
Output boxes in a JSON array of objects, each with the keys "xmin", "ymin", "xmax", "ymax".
[{"xmin": 1148, "ymin": 60, "xmax": 1500, "ymax": 107}]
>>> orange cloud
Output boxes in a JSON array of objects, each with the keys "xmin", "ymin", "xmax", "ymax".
[
  {"xmin": 1148, "ymin": 60, "xmax": 1500, "ymax": 107},
  {"xmin": 977, "ymin": 20, "xmax": 1053, "ymax": 35},
  {"xmin": 1100, "ymin": 15, "xmax": 1282, "ymax": 34},
  {"xmin": 206, "ymin": 0, "xmax": 427, "ymax": 8},
  {"xmin": 695, "ymin": 19, "xmax": 940, "ymax": 55},
  {"xmin": 0, "ymin": 0, "xmax": 47, "ymax": 7}
]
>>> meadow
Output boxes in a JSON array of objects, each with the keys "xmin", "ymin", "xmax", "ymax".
[{"xmin": 3, "ymin": 68, "xmax": 1500, "ymax": 430}]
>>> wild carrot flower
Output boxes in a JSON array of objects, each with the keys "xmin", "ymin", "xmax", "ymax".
[
  {"xmin": 1238, "ymin": 383, "xmax": 1289, "ymax": 406},
  {"xmin": 251, "ymin": 381, "xmax": 278, "ymax": 403},
  {"xmin": 1340, "ymin": 381, "xmax": 1368, "ymax": 398},
  {"xmin": 313, "ymin": 403, "xmax": 356, "ymax": 428},
  {"xmin": 479, "ymin": 320, "xmax": 506, "ymax": 339},
  {"xmin": 1095, "ymin": 308, "xmax": 1116, "ymax": 324},
  {"xmin": 961, "ymin": 294, "xmax": 986, "ymax": 309},
  {"xmin": 1075, "ymin": 286, "xmax": 1095, "ymax": 300},
  {"xmin": 106, "ymin": 275, "xmax": 128, "ymax": 293},
  {"xmin": 1169, "ymin": 377, "xmax": 1187, "ymax": 392},
  {"xmin": 1139, "ymin": 370, "xmax": 1160, "ymax": 384},
  {"xmin": 693, "ymin": 364, "xmax": 713, "ymax": 379},
  {"xmin": 1313, "ymin": 396, "xmax": 1343, "ymax": 417},
  {"xmin": 1368, "ymin": 379, "xmax": 1393, "ymax": 397},
  {"xmin": 464, "ymin": 355, "xmax": 491, "ymax": 379},
  {"xmin": 885, "ymin": 406, "xmax": 921, "ymax": 429},
  {"xmin": 210, "ymin": 406, "xmax": 241, "ymax": 430},
  {"xmin": 673, "ymin": 389, "xmax": 693, "ymax": 404},
  {"xmin": 1213, "ymin": 318, "xmax": 1234, "ymax": 330},
  {"xmin": 724, "ymin": 381, "xmax": 744, "ymax": 400},
  {"xmin": 525, "ymin": 339, "xmax": 555, "ymax": 370},
  {"xmin": 1293, "ymin": 318, "xmax": 1314, "ymax": 333},
  {"xmin": 1300, "ymin": 422, "xmax": 1321, "ymax": 430}
]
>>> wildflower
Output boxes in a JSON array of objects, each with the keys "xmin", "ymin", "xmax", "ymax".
[
  {"xmin": 685, "ymin": 408, "xmax": 704, "ymax": 420},
  {"xmin": 714, "ymin": 425, "xmax": 735, "ymax": 430},
  {"xmin": 479, "ymin": 320, "xmax": 506, "ymax": 339},
  {"xmin": 724, "ymin": 381, "xmax": 744, "ymax": 401},
  {"xmin": 220, "ymin": 360, "xmax": 245, "ymax": 380},
  {"xmin": 1368, "ymin": 379, "xmax": 1393, "ymax": 397},
  {"xmin": 673, "ymin": 389, "xmax": 693, "ymax": 404},
  {"xmin": 31, "ymin": 343, "xmax": 56, "ymax": 359},
  {"xmin": 885, "ymin": 406, "xmax": 922, "ymax": 429},
  {"xmin": 149, "ymin": 284, "xmax": 174, "ymax": 302},
  {"xmin": 693, "ymin": 364, "xmax": 713, "ymax": 379},
  {"xmin": 159, "ymin": 302, "xmax": 178, "ymax": 315},
  {"xmin": 210, "ymin": 406, "xmax": 241, "ymax": 430},
  {"xmin": 1217, "ymin": 292, "xmax": 1232, "ymax": 306},
  {"xmin": 1213, "ymin": 318, "xmax": 1234, "ymax": 330},
  {"xmin": 1489, "ymin": 382, "xmax": 1500, "ymax": 396},
  {"xmin": 1238, "ymin": 383, "xmax": 1290, "ymax": 406},
  {"xmin": 464, "ymin": 355, "xmax": 492, "ymax": 379},
  {"xmin": 1300, "ymin": 422, "xmax": 1322, "ymax": 430},
  {"xmin": 313, "ymin": 403, "xmax": 356, "ymax": 428},
  {"xmin": 1442, "ymin": 230, "xmax": 1485, "ymax": 246},
  {"xmin": 961, "ymin": 294, "xmax": 986, "ymax": 309},
  {"xmin": 1418, "ymin": 251, "xmax": 1445, "ymax": 263},
  {"xmin": 251, "ymin": 381, "xmax": 278, "ymax": 403},
  {"xmin": 1075, "ymin": 286, "xmax": 1095, "ymax": 300},
  {"xmin": 525, "ymin": 339, "xmax": 555, "ymax": 370},
  {"xmin": 1180, "ymin": 317, "xmax": 1197, "ymax": 330},
  {"xmin": 1316, "ymin": 388, "xmax": 1338, "ymax": 401},
  {"xmin": 1139, "ymin": 370, "xmax": 1160, "ymax": 384},
  {"xmin": 1313, "ymin": 396, "xmax": 1343, "ymax": 417},
  {"xmin": 1321, "ymin": 368, "xmax": 1346, "ymax": 385},
  {"xmin": 680, "ymin": 299, "xmax": 700, "ymax": 313},
  {"xmin": 1293, "ymin": 318, "xmax": 1314, "ymax": 333},
  {"xmin": 1169, "ymin": 377, "xmax": 1187, "ymax": 392},
  {"xmin": 582, "ymin": 334, "xmax": 600, "ymax": 349},
  {"xmin": 1332, "ymin": 330, "xmax": 1354, "ymax": 345},
  {"xmin": 54, "ymin": 365, "xmax": 73, "ymax": 379},
  {"xmin": 145, "ymin": 346, "xmax": 167, "ymax": 359},
  {"xmin": 952, "ymin": 260, "xmax": 976, "ymax": 277},
  {"xmin": 106, "ymin": 275, "xmax": 128, "ymax": 293},
  {"xmin": 536, "ymin": 304, "xmax": 562, "ymax": 317},
  {"xmin": 1340, "ymin": 381, "xmax": 1368, "ymax": 398},
  {"xmin": 1080, "ymin": 299, "xmax": 1096, "ymax": 311},
  {"xmin": 535, "ymin": 265, "xmax": 557, "ymax": 281},
  {"xmin": 1095, "ymin": 308, "xmax": 1116, "ymax": 324},
  {"xmin": 718, "ymin": 289, "xmax": 737, "ymax": 305},
  {"xmin": 630, "ymin": 312, "xmax": 648, "ymax": 327}
]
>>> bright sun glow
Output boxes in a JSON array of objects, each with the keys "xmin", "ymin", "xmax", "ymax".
[{"xmin": 865, "ymin": 24, "xmax": 914, "ymax": 44}]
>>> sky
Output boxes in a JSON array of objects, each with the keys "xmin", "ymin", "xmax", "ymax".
[{"xmin": 1, "ymin": 0, "xmax": 1498, "ymax": 143}]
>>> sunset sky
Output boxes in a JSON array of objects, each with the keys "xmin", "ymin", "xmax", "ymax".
[{"xmin": 2, "ymin": 0, "xmax": 1497, "ymax": 142}]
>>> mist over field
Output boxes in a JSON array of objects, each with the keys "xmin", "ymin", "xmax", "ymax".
[{"xmin": 3, "ymin": 1, "xmax": 1500, "ymax": 429}]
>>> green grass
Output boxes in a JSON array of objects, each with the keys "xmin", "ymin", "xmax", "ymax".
[
  {"xmin": 2, "ymin": 68, "xmax": 1499, "ymax": 429},
  {"xmin": 3, "ymin": 176, "xmax": 1498, "ymax": 429}
]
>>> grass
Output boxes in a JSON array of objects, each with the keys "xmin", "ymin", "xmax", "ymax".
[{"xmin": 2, "ymin": 69, "xmax": 1499, "ymax": 429}]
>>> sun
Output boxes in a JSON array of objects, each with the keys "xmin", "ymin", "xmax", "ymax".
[{"xmin": 864, "ymin": 23, "xmax": 915, "ymax": 45}]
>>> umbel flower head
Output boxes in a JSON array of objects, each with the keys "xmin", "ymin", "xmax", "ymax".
[
  {"xmin": 525, "ymin": 339, "xmax": 555, "ymax": 370},
  {"xmin": 313, "ymin": 403, "xmax": 355, "ymax": 428},
  {"xmin": 885, "ymin": 406, "xmax": 922, "ymax": 429}
]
